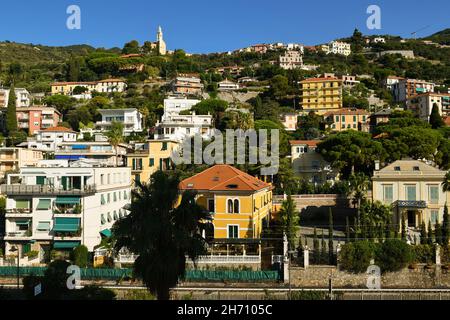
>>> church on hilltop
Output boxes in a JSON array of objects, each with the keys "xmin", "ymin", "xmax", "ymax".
[{"xmin": 150, "ymin": 26, "xmax": 167, "ymax": 55}]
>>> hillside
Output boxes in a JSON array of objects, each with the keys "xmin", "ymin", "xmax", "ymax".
[{"xmin": 423, "ymin": 28, "xmax": 450, "ymax": 45}]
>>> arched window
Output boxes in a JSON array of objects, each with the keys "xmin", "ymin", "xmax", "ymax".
[
  {"xmin": 233, "ymin": 199, "xmax": 240, "ymax": 214},
  {"xmin": 227, "ymin": 199, "xmax": 233, "ymax": 214}
]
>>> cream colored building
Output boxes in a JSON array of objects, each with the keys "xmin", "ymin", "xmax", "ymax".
[
  {"xmin": 290, "ymin": 140, "xmax": 338, "ymax": 184},
  {"xmin": 279, "ymin": 50, "xmax": 303, "ymax": 70},
  {"xmin": 0, "ymin": 148, "xmax": 43, "ymax": 179},
  {"xmin": 372, "ymin": 160, "xmax": 450, "ymax": 237},
  {"xmin": 406, "ymin": 92, "xmax": 450, "ymax": 121},
  {"xmin": 321, "ymin": 41, "xmax": 351, "ymax": 56}
]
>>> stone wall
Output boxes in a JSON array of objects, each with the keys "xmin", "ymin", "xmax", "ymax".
[{"xmin": 290, "ymin": 265, "xmax": 449, "ymax": 288}]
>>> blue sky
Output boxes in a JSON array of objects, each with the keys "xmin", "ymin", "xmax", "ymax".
[{"xmin": 0, "ymin": 0, "xmax": 449, "ymax": 53}]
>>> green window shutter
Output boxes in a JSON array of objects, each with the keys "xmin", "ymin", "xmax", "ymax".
[
  {"xmin": 406, "ymin": 186, "xmax": 416, "ymax": 201},
  {"xmin": 101, "ymin": 214, "xmax": 106, "ymax": 225},
  {"xmin": 162, "ymin": 142, "xmax": 167, "ymax": 150},
  {"xmin": 149, "ymin": 158, "xmax": 154, "ymax": 167},
  {"xmin": 101, "ymin": 194, "xmax": 105, "ymax": 205},
  {"xmin": 37, "ymin": 222, "xmax": 51, "ymax": 231},
  {"xmin": 430, "ymin": 186, "xmax": 439, "ymax": 203},
  {"xmin": 132, "ymin": 158, "xmax": 136, "ymax": 170},
  {"xmin": 23, "ymin": 243, "xmax": 31, "ymax": 254},
  {"xmin": 61, "ymin": 177, "xmax": 68, "ymax": 190},
  {"xmin": 16, "ymin": 200, "xmax": 30, "ymax": 209},
  {"xmin": 53, "ymin": 218, "xmax": 80, "ymax": 232},
  {"xmin": 124, "ymin": 191, "xmax": 127, "ymax": 200},
  {"xmin": 113, "ymin": 192, "xmax": 117, "ymax": 202},
  {"xmin": 36, "ymin": 176, "xmax": 45, "ymax": 185}
]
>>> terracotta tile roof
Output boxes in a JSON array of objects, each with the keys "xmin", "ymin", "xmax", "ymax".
[
  {"xmin": 300, "ymin": 77, "xmax": 341, "ymax": 83},
  {"xmin": 97, "ymin": 78, "xmax": 126, "ymax": 83},
  {"xmin": 41, "ymin": 126, "xmax": 75, "ymax": 133},
  {"xmin": 179, "ymin": 164, "xmax": 271, "ymax": 192},
  {"xmin": 51, "ymin": 81, "xmax": 97, "ymax": 86},
  {"xmin": 289, "ymin": 140, "xmax": 319, "ymax": 147}
]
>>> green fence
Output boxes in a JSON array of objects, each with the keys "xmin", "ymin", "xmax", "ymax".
[{"xmin": 0, "ymin": 267, "xmax": 279, "ymax": 282}]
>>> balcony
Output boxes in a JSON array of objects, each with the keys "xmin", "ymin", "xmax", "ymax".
[
  {"xmin": 4, "ymin": 230, "xmax": 32, "ymax": 239},
  {"xmin": 5, "ymin": 208, "xmax": 31, "ymax": 216},
  {"xmin": 1, "ymin": 184, "xmax": 96, "ymax": 196},
  {"xmin": 189, "ymin": 255, "xmax": 261, "ymax": 264},
  {"xmin": 393, "ymin": 200, "xmax": 427, "ymax": 209}
]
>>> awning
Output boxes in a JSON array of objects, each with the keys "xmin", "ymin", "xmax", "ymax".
[
  {"xmin": 72, "ymin": 145, "xmax": 88, "ymax": 150},
  {"xmin": 100, "ymin": 229, "xmax": 112, "ymax": 237},
  {"xmin": 53, "ymin": 241, "xmax": 80, "ymax": 249},
  {"xmin": 37, "ymin": 222, "xmax": 51, "ymax": 231},
  {"xmin": 55, "ymin": 197, "xmax": 80, "ymax": 205},
  {"xmin": 16, "ymin": 200, "xmax": 30, "ymax": 209},
  {"xmin": 37, "ymin": 199, "xmax": 51, "ymax": 210},
  {"xmin": 53, "ymin": 218, "xmax": 80, "ymax": 232},
  {"xmin": 16, "ymin": 220, "xmax": 30, "ymax": 226}
]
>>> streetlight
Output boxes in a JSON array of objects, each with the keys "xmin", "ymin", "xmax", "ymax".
[{"xmin": 9, "ymin": 245, "xmax": 20, "ymax": 289}]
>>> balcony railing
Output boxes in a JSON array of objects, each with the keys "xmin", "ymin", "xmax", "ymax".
[
  {"xmin": 1, "ymin": 184, "xmax": 97, "ymax": 196},
  {"xmin": 188, "ymin": 255, "xmax": 261, "ymax": 264},
  {"xmin": 6, "ymin": 231, "xmax": 32, "ymax": 238},
  {"xmin": 5, "ymin": 208, "xmax": 31, "ymax": 214}
]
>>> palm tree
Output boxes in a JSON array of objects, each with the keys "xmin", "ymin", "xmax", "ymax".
[
  {"xmin": 105, "ymin": 121, "xmax": 124, "ymax": 166},
  {"xmin": 112, "ymin": 171, "xmax": 210, "ymax": 300},
  {"xmin": 348, "ymin": 173, "xmax": 370, "ymax": 209},
  {"xmin": 442, "ymin": 170, "xmax": 450, "ymax": 193}
]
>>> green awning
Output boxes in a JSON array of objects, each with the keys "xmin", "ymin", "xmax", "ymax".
[
  {"xmin": 37, "ymin": 199, "xmax": 51, "ymax": 210},
  {"xmin": 37, "ymin": 222, "xmax": 51, "ymax": 231},
  {"xmin": 416, "ymin": 87, "xmax": 425, "ymax": 92},
  {"xmin": 53, "ymin": 218, "xmax": 80, "ymax": 232},
  {"xmin": 53, "ymin": 241, "xmax": 80, "ymax": 249},
  {"xmin": 100, "ymin": 229, "xmax": 112, "ymax": 237},
  {"xmin": 16, "ymin": 200, "xmax": 30, "ymax": 209},
  {"xmin": 16, "ymin": 220, "xmax": 30, "ymax": 226},
  {"xmin": 55, "ymin": 197, "xmax": 80, "ymax": 205}
]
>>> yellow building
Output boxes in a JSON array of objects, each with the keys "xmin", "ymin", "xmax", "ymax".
[
  {"xmin": 126, "ymin": 140, "xmax": 179, "ymax": 186},
  {"xmin": 323, "ymin": 108, "xmax": 370, "ymax": 132},
  {"xmin": 179, "ymin": 165, "xmax": 273, "ymax": 240},
  {"xmin": 300, "ymin": 77, "xmax": 343, "ymax": 115},
  {"xmin": 51, "ymin": 79, "xmax": 127, "ymax": 95}
]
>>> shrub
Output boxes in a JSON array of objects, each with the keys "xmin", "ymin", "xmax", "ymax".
[
  {"xmin": 376, "ymin": 239, "xmax": 413, "ymax": 272},
  {"xmin": 412, "ymin": 244, "xmax": 435, "ymax": 263},
  {"xmin": 339, "ymin": 241, "xmax": 374, "ymax": 273},
  {"xmin": 71, "ymin": 245, "xmax": 89, "ymax": 268},
  {"xmin": 71, "ymin": 285, "xmax": 116, "ymax": 300},
  {"xmin": 25, "ymin": 251, "xmax": 39, "ymax": 260}
]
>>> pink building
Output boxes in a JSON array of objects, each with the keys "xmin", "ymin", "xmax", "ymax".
[{"xmin": 16, "ymin": 106, "xmax": 62, "ymax": 135}]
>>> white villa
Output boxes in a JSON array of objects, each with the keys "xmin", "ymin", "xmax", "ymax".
[
  {"xmin": 81, "ymin": 108, "xmax": 143, "ymax": 136},
  {"xmin": 154, "ymin": 112, "xmax": 215, "ymax": 142}
]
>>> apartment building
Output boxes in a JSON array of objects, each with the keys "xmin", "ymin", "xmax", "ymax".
[
  {"xmin": 289, "ymin": 140, "xmax": 338, "ymax": 184},
  {"xmin": 384, "ymin": 76, "xmax": 405, "ymax": 92},
  {"xmin": 81, "ymin": 108, "xmax": 143, "ymax": 136},
  {"xmin": 323, "ymin": 108, "xmax": 370, "ymax": 132},
  {"xmin": 50, "ymin": 79, "xmax": 127, "ymax": 96},
  {"xmin": 321, "ymin": 41, "xmax": 351, "ymax": 56},
  {"xmin": 170, "ymin": 74, "xmax": 204, "ymax": 95},
  {"xmin": 372, "ymin": 160, "xmax": 450, "ymax": 240},
  {"xmin": 280, "ymin": 113, "xmax": 298, "ymax": 131},
  {"xmin": 279, "ymin": 50, "xmax": 303, "ymax": 70},
  {"xmin": 0, "ymin": 148, "xmax": 43, "ymax": 179},
  {"xmin": 406, "ymin": 92, "xmax": 450, "ymax": 121},
  {"xmin": 16, "ymin": 106, "xmax": 62, "ymax": 135},
  {"xmin": 0, "ymin": 88, "xmax": 31, "ymax": 108},
  {"xmin": 393, "ymin": 78, "xmax": 435, "ymax": 102},
  {"xmin": 1, "ymin": 160, "xmax": 131, "ymax": 264},
  {"xmin": 299, "ymin": 77, "xmax": 343, "ymax": 115},
  {"xmin": 127, "ymin": 139, "xmax": 179, "ymax": 186},
  {"xmin": 55, "ymin": 142, "xmax": 128, "ymax": 166},
  {"xmin": 341, "ymin": 75, "xmax": 360, "ymax": 88},
  {"xmin": 24, "ymin": 126, "xmax": 78, "ymax": 152},
  {"xmin": 163, "ymin": 97, "xmax": 200, "ymax": 119},
  {"xmin": 218, "ymin": 79, "xmax": 240, "ymax": 91},
  {"xmin": 154, "ymin": 112, "xmax": 215, "ymax": 142}
]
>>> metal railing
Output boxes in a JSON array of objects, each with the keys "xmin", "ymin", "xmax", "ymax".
[
  {"xmin": 1, "ymin": 184, "xmax": 97, "ymax": 195},
  {"xmin": 189, "ymin": 255, "xmax": 261, "ymax": 264}
]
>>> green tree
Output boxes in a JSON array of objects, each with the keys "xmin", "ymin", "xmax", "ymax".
[
  {"xmin": 320, "ymin": 230, "xmax": 327, "ymax": 264},
  {"xmin": 312, "ymin": 227, "xmax": 320, "ymax": 264},
  {"xmin": 5, "ymin": 86, "xmax": 18, "ymax": 136},
  {"xmin": 277, "ymin": 194, "xmax": 299, "ymax": 250},
  {"xmin": 350, "ymin": 28, "xmax": 364, "ymax": 53},
  {"xmin": 112, "ymin": 171, "xmax": 209, "ymax": 300},
  {"xmin": 269, "ymin": 75, "xmax": 289, "ymax": 99},
  {"xmin": 122, "ymin": 40, "xmax": 140, "ymax": 54},
  {"xmin": 376, "ymin": 239, "xmax": 412, "ymax": 272},
  {"xmin": 429, "ymin": 103, "xmax": 445, "ymax": 129},
  {"xmin": 443, "ymin": 204, "xmax": 449, "ymax": 245},
  {"xmin": 44, "ymin": 95, "xmax": 76, "ymax": 117},
  {"xmin": 105, "ymin": 122, "xmax": 124, "ymax": 166},
  {"xmin": 401, "ymin": 213, "xmax": 407, "ymax": 241},
  {"xmin": 420, "ymin": 221, "xmax": 427, "ymax": 245},
  {"xmin": 435, "ymin": 222, "xmax": 443, "ymax": 245},
  {"xmin": 345, "ymin": 216, "xmax": 350, "ymax": 242},
  {"xmin": 348, "ymin": 173, "xmax": 370, "ymax": 209},
  {"xmin": 428, "ymin": 220, "xmax": 434, "ymax": 244},
  {"xmin": 328, "ymin": 208, "xmax": 334, "ymax": 264},
  {"xmin": 443, "ymin": 171, "xmax": 450, "ymax": 193},
  {"xmin": 72, "ymin": 245, "xmax": 89, "ymax": 268},
  {"xmin": 340, "ymin": 241, "xmax": 374, "ymax": 273}
]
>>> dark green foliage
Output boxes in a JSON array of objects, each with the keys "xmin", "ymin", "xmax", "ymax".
[
  {"xmin": 376, "ymin": 239, "xmax": 413, "ymax": 272},
  {"xmin": 312, "ymin": 227, "xmax": 320, "ymax": 264},
  {"xmin": 428, "ymin": 220, "xmax": 434, "ymax": 244},
  {"xmin": 420, "ymin": 221, "xmax": 427, "ymax": 245},
  {"xmin": 5, "ymin": 86, "xmax": 17, "ymax": 136},
  {"xmin": 328, "ymin": 208, "xmax": 334, "ymax": 264},
  {"xmin": 430, "ymin": 103, "xmax": 445, "ymax": 129},
  {"xmin": 412, "ymin": 244, "xmax": 435, "ymax": 264},
  {"xmin": 443, "ymin": 205, "xmax": 450, "ymax": 245},
  {"xmin": 71, "ymin": 245, "xmax": 89, "ymax": 268},
  {"xmin": 435, "ymin": 223, "xmax": 443, "ymax": 245},
  {"xmin": 339, "ymin": 241, "xmax": 374, "ymax": 273}
]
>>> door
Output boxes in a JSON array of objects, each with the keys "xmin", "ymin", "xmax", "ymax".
[{"xmin": 407, "ymin": 210, "xmax": 416, "ymax": 227}]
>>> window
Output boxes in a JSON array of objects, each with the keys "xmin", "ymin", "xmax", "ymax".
[
  {"xmin": 228, "ymin": 225, "xmax": 239, "ymax": 239},
  {"xmin": 431, "ymin": 210, "xmax": 439, "ymax": 226},
  {"xmin": 101, "ymin": 194, "xmax": 106, "ymax": 205},
  {"xmin": 149, "ymin": 158, "xmax": 155, "ymax": 167},
  {"xmin": 100, "ymin": 174, "xmax": 104, "ymax": 185},
  {"xmin": 113, "ymin": 192, "xmax": 117, "ymax": 202},
  {"xmin": 429, "ymin": 185, "xmax": 439, "ymax": 204},
  {"xmin": 227, "ymin": 199, "xmax": 233, "ymax": 213},
  {"xmin": 233, "ymin": 199, "xmax": 240, "ymax": 214},
  {"xmin": 406, "ymin": 185, "xmax": 416, "ymax": 201},
  {"xmin": 101, "ymin": 214, "xmax": 106, "ymax": 225},
  {"xmin": 107, "ymin": 193, "xmax": 111, "ymax": 203},
  {"xmin": 383, "ymin": 185, "xmax": 393, "ymax": 203},
  {"xmin": 207, "ymin": 199, "xmax": 215, "ymax": 212},
  {"xmin": 161, "ymin": 142, "xmax": 167, "ymax": 151}
]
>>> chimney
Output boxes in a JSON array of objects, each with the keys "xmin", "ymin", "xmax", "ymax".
[{"xmin": 375, "ymin": 160, "xmax": 380, "ymax": 171}]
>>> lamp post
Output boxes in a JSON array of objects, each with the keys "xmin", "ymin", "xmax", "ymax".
[{"xmin": 9, "ymin": 245, "xmax": 20, "ymax": 289}]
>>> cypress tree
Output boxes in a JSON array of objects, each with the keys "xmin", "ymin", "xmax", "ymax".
[
  {"xmin": 401, "ymin": 214, "xmax": 407, "ymax": 241},
  {"xmin": 443, "ymin": 204, "xmax": 449, "ymax": 246},
  {"xmin": 5, "ymin": 86, "xmax": 18, "ymax": 135},
  {"xmin": 428, "ymin": 220, "xmax": 434, "ymax": 244},
  {"xmin": 313, "ymin": 227, "xmax": 320, "ymax": 264},
  {"xmin": 328, "ymin": 208, "xmax": 334, "ymax": 264},
  {"xmin": 420, "ymin": 221, "xmax": 427, "ymax": 245},
  {"xmin": 321, "ymin": 230, "xmax": 327, "ymax": 264},
  {"xmin": 345, "ymin": 216, "xmax": 350, "ymax": 243},
  {"xmin": 435, "ymin": 222, "xmax": 443, "ymax": 245},
  {"xmin": 429, "ymin": 103, "xmax": 445, "ymax": 129}
]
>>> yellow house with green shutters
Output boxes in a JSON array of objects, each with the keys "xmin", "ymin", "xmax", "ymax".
[
  {"xmin": 179, "ymin": 165, "xmax": 273, "ymax": 240},
  {"xmin": 127, "ymin": 139, "xmax": 179, "ymax": 186}
]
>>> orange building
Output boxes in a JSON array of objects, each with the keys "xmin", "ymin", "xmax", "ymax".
[
  {"xmin": 323, "ymin": 108, "xmax": 370, "ymax": 132},
  {"xmin": 16, "ymin": 106, "xmax": 62, "ymax": 135}
]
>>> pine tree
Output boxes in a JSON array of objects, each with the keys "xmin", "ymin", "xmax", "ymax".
[
  {"xmin": 5, "ymin": 86, "xmax": 18, "ymax": 136},
  {"xmin": 328, "ymin": 208, "xmax": 334, "ymax": 264},
  {"xmin": 321, "ymin": 230, "xmax": 327, "ymax": 264},
  {"xmin": 443, "ymin": 204, "xmax": 449, "ymax": 246},
  {"xmin": 429, "ymin": 103, "xmax": 445, "ymax": 129}
]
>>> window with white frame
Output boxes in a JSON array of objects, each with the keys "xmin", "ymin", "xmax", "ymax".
[{"xmin": 228, "ymin": 225, "xmax": 239, "ymax": 239}]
